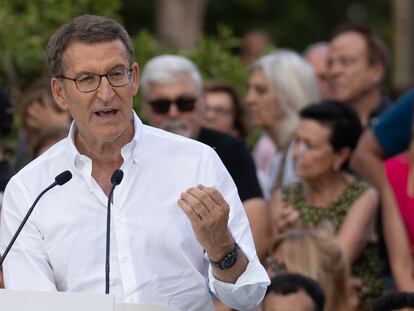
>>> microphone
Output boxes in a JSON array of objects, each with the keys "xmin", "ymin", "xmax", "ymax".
[
  {"xmin": 0, "ymin": 170, "xmax": 72, "ymax": 265},
  {"xmin": 111, "ymin": 169, "xmax": 124, "ymax": 186},
  {"xmin": 105, "ymin": 169, "xmax": 124, "ymax": 294},
  {"xmin": 55, "ymin": 170, "xmax": 72, "ymax": 186}
]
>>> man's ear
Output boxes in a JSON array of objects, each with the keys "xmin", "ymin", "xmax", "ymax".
[
  {"xmin": 370, "ymin": 63, "xmax": 385, "ymax": 86},
  {"xmin": 131, "ymin": 62, "xmax": 140, "ymax": 96},
  {"xmin": 51, "ymin": 78, "xmax": 69, "ymax": 110},
  {"xmin": 335, "ymin": 146, "xmax": 352, "ymax": 168}
]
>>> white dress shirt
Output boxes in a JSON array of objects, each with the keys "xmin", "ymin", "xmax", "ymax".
[{"xmin": 0, "ymin": 111, "xmax": 269, "ymax": 311}]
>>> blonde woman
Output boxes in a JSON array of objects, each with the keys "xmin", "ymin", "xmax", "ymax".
[{"xmin": 267, "ymin": 224, "xmax": 358, "ymax": 311}]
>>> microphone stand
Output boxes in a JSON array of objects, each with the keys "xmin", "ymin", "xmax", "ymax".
[
  {"xmin": 0, "ymin": 170, "xmax": 72, "ymax": 266},
  {"xmin": 105, "ymin": 169, "xmax": 123, "ymax": 294}
]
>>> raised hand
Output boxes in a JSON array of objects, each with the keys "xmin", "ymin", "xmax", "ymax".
[
  {"xmin": 269, "ymin": 190, "xmax": 301, "ymax": 239},
  {"xmin": 178, "ymin": 184, "xmax": 249, "ymax": 283},
  {"xmin": 178, "ymin": 184, "xmax": 234, "ymax": 260}
]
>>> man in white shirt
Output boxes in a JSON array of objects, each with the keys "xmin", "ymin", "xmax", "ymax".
[{"xmin": 0, "ymin": 15, "xmax": 269, "ymax": 311}]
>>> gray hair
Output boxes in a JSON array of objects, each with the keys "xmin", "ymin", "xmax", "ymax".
[
  {"xmin": 140, "ymin": 55, "xmax": 202, "ymax": 99},
  {"xmin": 303, "ymin": 42, "xmax": 329, "ymax": 57},
  {"xmin": 250, "ymin": 49, "xmax": 320, "ymax": 147}
]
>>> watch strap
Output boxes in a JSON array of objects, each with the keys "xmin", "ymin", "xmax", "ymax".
[{"xmin": 209, "ymin": 242, "xmax": 240, "ymax": 270}]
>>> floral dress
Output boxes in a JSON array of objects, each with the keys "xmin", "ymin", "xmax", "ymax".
[{"xmin": 282, "ymin": 179, "xmax": 386, "ymax": 310}]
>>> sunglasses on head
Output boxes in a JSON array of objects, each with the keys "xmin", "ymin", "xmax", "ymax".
[{"xmin": 149, "ymin": 96, "xmax": 197, "ymax": 114}]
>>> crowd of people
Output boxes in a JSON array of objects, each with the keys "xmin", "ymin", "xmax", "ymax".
[{"xmin": 0, "ymin": 13, "xmax": 413, "ymax": 311}]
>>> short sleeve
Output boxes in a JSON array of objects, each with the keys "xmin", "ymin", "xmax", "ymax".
[{"xmin": 373, "ymin": 89, "xmax": 414, "ymax": 157}]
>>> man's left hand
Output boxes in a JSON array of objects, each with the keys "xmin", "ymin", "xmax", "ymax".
[{"xmin": 178, "ymin": 184, "xmax": 235, "ymax": 260}]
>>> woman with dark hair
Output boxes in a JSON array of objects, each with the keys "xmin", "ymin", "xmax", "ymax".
[
  {"xmin": 202, "ymin": 80, "xmax": 248, "ymax": 140},
  {"xmin": 372, "ymin": 291, "xmax": 414, "ymax": 310},
  {"xmin": 269, "ymin": 100, "xmax": 385, "ymax": 309}
]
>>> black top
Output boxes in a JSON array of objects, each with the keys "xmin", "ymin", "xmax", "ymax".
[
  {"xmin": 197, "ymin": 127, "xmax": 263, "ymax": 202},
  {"xmin": 0, "ymin": 160, "xmax": 12, "ymax": 192},
  {"xmin": 369, "ymin": 94, "xmax": 393, "ymax": 126}
]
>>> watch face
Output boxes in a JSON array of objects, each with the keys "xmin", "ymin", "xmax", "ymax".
[
  {"xmin": 212, "ymin": 243, "xmax": 239, "ymax": 270},
  {"xmin": 221, "ymin": 255, "xmax": 237, "ymax": 269}
]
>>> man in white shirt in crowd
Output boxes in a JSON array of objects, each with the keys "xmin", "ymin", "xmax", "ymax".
[{"xmin": 0, "ymin": 15, "xmax": 269, "ymax": 311}]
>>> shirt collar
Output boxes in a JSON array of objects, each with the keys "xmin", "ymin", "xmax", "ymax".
[{"xmin": 65, "ymin": 110, "xmax": 144, "ymax": 171}]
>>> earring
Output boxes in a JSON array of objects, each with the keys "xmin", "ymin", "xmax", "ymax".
[{"xmin": 333, "ymin": 163, "xmax": 341, "ymax": 172}]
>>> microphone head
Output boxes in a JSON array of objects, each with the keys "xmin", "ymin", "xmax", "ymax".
[
  {"xmin": 55, "ymin": 170, "xmax": 72, "ymax": 186},
  {"xmin": 111, "ymin": 169, "xmax": 124, "ymax": 186}
]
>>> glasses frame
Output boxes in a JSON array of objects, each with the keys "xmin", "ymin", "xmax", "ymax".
[
  {"xmin": 56, "ymin": 67, "xmax": 133, "ymax": 93},
  {"xmin": 204, "ymin": 105, "xmax": 234, "ymax": 117}
]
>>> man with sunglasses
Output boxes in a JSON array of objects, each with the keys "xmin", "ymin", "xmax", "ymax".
[
  {"xmin": 141, "ymin": 55, "xmax": 271, "ymax": 264},
  {"xmin": 0, "ymin": 15, "xmax": 269, "ymax": 311}
]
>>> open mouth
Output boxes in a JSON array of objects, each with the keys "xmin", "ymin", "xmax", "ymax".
[{"xmin": 95, "ymin": 109, "xmax": 118, "ymax": 117}]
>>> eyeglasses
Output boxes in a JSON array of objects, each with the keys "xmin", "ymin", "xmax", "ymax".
[
  {"xmin": 56, "ymin": 67, "xmax": 133, "ymax": 93},
  {"xmin": 149, "ymin": 96, "xmax": 197, "ymax": 114},
  {"xmin": 204, "ymin": 106, "xmax": 233, "ymax": 117}
]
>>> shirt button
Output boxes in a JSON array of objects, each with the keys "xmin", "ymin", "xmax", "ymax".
[{"xmin": 121, "ymin": 256, "xmax": 128, "ymax": 263}]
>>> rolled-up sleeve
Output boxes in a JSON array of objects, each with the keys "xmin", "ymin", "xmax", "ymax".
[
  {"xmin": 203, "ymin": 147, "xmax": 270, "ymax": 310},
  {"xmin": 208, "ymin": 250, "xmax": 269, "ymax": 310}
]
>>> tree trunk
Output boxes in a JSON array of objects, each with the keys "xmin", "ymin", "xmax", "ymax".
[
  {"xmin": 4, "ymin": 56, "xmax": 21, "ymax": 108},
  {"xmin": 392, "ymin": 0, "xmax": 414, "ymax": 92},
  {"xmin": 156, "ymin": 0, "xmax": 206, "ymax": 51}
]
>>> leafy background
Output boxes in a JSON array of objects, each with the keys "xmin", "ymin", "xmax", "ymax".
[{"xmin": 0, "ymin": 0, "xmax": 392, "ymax": 128}]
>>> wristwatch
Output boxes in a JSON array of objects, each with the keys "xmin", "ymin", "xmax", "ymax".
[{"xmin": 210, "ymin": 242, "xmax": 240, "ymax": 270}]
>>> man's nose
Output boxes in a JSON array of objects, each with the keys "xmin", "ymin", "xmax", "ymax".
[
  {"xmin": 246, "ymin": 88, "xmax": 256, "ymax": 105},
  {"xmin": 167, "ymin": 102, "xmax": 180, "ymax": 117},
  {"xmin": 96, "ymin": 76, "xmax": 115, "ymax": 101},
  {"xmin": 204, "ymin": 107, "xmax": 216, "ymax": 119},
  {"xmin": 328, "ymin": 60, "xmax": 342, "ymax": 76}
]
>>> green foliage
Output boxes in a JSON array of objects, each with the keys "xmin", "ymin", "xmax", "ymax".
[
  {"xmin": 184, "ymin": 24, "xmax": 247, "ymax": 89},
  {"xmin": 205, "ymin": 0, "xmax": 391, "ymax": 51},
  {"xmin": 133, "ymin": 24, "xmax": 247, "ymax": 89},
  {"xmin": 0, "ymin": 0, "xmax": 248, "ymax": 133},
  {"xmin": 131, "ymin": 25, "xmax": 248, "ymax": 116},
  {"xmin": 0, "ymin": 0, "xmax": 122, "ymax": 156},
  {"xmin": 132, "ymin": 30, "xmax": 174, "ymax": 66},
  {"xmin": 130, "ymin": 30, "xmax": 171, "ymax": 115},
  {"xmin": 0, "ymin": 0, "xmax": 122, "ymax": 92}
]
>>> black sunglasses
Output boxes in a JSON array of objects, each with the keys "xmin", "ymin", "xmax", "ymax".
[{"xmin": 149, "ymin": 96, "xmax": 197, "ymax": 114}]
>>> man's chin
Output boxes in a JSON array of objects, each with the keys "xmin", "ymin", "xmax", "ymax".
[
  {"xmin": 162, "ymin": 122, "xmax": 193, "ymax": 138},
  {"xmin": 166, "ymin": 128, "xmax": 193, "ymax": 138},
  {"xmin": 331, "ymin": 89, "xmax": 352, "ymax": 102}
]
